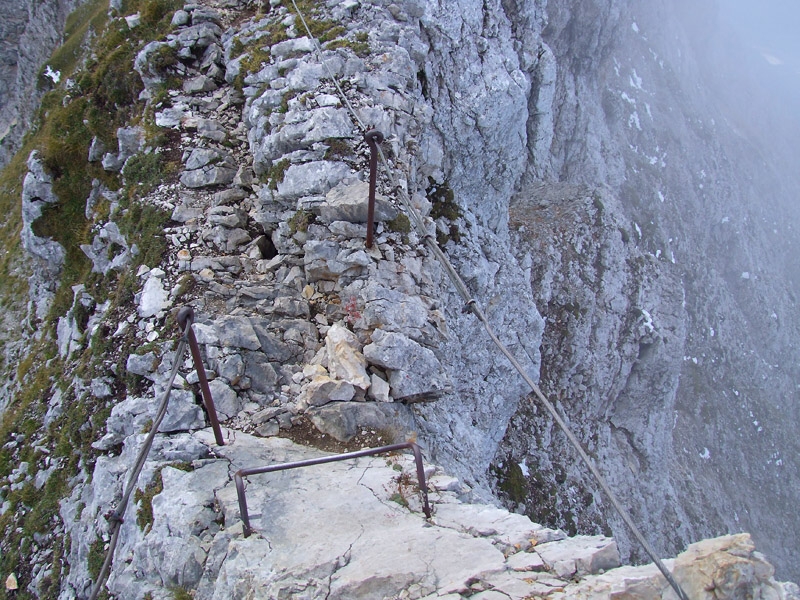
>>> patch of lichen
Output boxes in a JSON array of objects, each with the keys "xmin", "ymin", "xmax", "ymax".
[
  {"xmin": 386, "ymin": 213, "xmax": 411, "ymax": 241},
  {"xmin": 135, "ymin": 462, "xmax": 194, "ymax": 530},
  {"xmin": 288, "ymin": 209, "xmax": 315, "ymax": 234},
  {"xmin": 323, "ymin": 138, "xmax": 354, "ymax": 160},
  {"xmin": 324, "ymin": 36, "xmax": 371, "ymax": 58},
  {"xmin": 426, "ymin": 179, "xmax": 464, "ymax": 245},
  {"xmin": 267, "ymin": 158, "xmax": 291, "ymax": 190}
]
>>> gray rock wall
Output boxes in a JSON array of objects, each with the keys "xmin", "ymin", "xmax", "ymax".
[
  {"xmin": 0, "ymin": 0, "xmax": 75, "ymax": 168},
  {"xmin": 487, "ymin": 0, "xmax": 800, "ymax": 581}
]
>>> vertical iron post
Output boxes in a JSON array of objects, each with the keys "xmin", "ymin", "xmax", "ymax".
[
  {"xmin": 177, "ymin": 307, "xmax": 225, "ymax": 446},
  {"xmin": 364, "ymin": 129, "xmax": 384, "ymax": 248}
]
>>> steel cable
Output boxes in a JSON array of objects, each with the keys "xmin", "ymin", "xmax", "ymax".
[
  {"xmin": 88, "ymin": 333, "xmax": 188, "ymax": 600},
  {"xmin": 290, "ymin": 3, "xmax": 690, "ymax": 598}
]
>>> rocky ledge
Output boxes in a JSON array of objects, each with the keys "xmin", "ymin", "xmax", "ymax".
[
  {"xmin": 9, "ymin": 0, "xmax": 799, "ymax": 597},
  {"xmin": 61, "ymin": 427, "xmax": 799, "ymax": 599}
]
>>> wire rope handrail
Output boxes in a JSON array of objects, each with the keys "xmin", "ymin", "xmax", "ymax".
[
  {"xmin": 289, "ymin": 2, "xmax": 690, "ymax": 598},
  {"xmin": 88, "ymin": 307, "xmax": 224, "ymax": 600},
  {"xmin": 234, "ymin": 441, "xmax": 431, "ymax": 537}
]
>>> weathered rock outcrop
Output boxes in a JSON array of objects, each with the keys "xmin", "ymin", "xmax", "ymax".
[
  {"xmin": 0, "ymin": 0, "xmax": 75, "ymax": 168},
  {"xmin": 2, "ymin": 0, "xmax": 800, "ymax": 595}
]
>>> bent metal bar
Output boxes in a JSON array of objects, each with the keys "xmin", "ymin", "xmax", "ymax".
[{"xmin": 234, "ymin": 441, "xmax": 431, "ymax": 537}]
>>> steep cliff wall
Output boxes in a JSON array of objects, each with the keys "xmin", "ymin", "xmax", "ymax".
[
  {"xmin": 0, "ymin": 0, "xmax": 798, "ymax": 595},
  {"xmin": 489, "ymin": 0, "xmax": 800, "ymax": 581},
  {"xmin": 0, "ymin": 0, "xmax": 76, "ymax": 168}
]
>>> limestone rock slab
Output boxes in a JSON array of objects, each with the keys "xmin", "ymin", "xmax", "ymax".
[
  {"xmin": 363, "ymin": 329, "xmax": 451, "ymax": 401},
  {"xmin": 325, "ymin": 323, "xmax": 370, "ymax": 390}
]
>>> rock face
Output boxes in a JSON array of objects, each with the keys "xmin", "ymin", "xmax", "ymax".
[
  {"xmin": 61, "ymin": 432, "xmax": 800, "ymax": 600},
  {"xmin": 485, "ymin": 0, "xmax": 800, "ymax": 581},
  {"xmin": 20, "ymin": 150, "xmax": 66, "ymax": 320},
  {"xmin": 4, "ymin": 0, "xmax": 800, "ymax": 595},
  {"xmin": 0, "ymin": 0, "xmax": 75, "ymax": 168}
]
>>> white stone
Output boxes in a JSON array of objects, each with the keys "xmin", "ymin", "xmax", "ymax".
[
  {"xmin": 325, "ymin": 323, "xmax": 370, "ymax": 390},
  {"xmin": 138, "ymin": 275, "xmax": 171, "ymax": 318}
]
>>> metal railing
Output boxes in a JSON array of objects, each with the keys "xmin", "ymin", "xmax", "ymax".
[
  {"xmin": 176, "ymin": 306, "xmax": 225, "ymax": 446},
  {"xmin": 234, "ymin": 441, "xmax": 431, "ymax": 537},
  {"xmin": 364, "ymin": 128, "xmax": 384, "ymax": 248}
]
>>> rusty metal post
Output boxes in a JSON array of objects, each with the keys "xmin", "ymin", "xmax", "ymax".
[
  {"xmin": 364, "ymin": 129, "xmax": 384, "ymax": 248},
  {"xmin": 234, "ymin": 441, "xmax": 431, "ymax": 538},
  {"xmin": 177, "ymin": 307, "xmax": 225, "ymax": 446},
  {"xmin": 234, "ymin": 471, "xmax": 251, "ymax": 536}
]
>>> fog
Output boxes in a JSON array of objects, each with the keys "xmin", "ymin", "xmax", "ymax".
[
  {"xmin": 720, "ymin": 0, "xmax": 800, "ymax": 71},
  {"xmin": 718, "ymin": 0, "xmax": 800, "ymax": 116}
]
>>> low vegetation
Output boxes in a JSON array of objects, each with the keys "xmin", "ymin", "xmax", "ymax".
[{"xmin": 0, "ymin": 0, "xmax": 181, "ymax": 594}]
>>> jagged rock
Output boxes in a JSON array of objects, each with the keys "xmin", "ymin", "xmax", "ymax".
[
  {"xmin": 275, "ymin": 160, "xmax": 351, "ymax": 200},
  {"xmin": 214, "ymin": 316, "xmax": 261, "ymax": 350},
  {"xmin": 90, "ymin": 378, "xmax": 113, "ymax": 399},
  {"xmin": 156, "ymin": 102, "xmax": 192, "ymax": 129},
  {"xmin": 216, "ymin": 353, "xmax": 244, "ymax": 386},
  {"xmin": 569, "ymin": 534, "xmax": 800, "ymax": 599},
  {"xmin": 317, "ymin": 180, "xmax": 399, "ymax": 224},
  {"xmin": 432, "ymin": 503, "xmax": 543, "ymax": 550},
  {"xmin": 533, "ymin": 535, "xmax": 620, "ymax": 578},
  {"xmin": 184, "ymin": 147, "xmax": 230, "ymax": 171},
  {"xmin": 80, "ymin": 222, "xmax": 134, "ymax": 275},
  {"xmin": 363, "ymin": 329, "xmax": 451, "ymax": 401},
  {"xmin": 196, "ymin": 118, "xmax": 227, "ymax": 141},
  {"xmin": 171, "ymin": 203, "xmax": 202, "ymax": 223},
  {"xmin": 251, "ymin": 320, "xmax": 295, "ymax": 362},
  {"xmin": 208, "ymin": 378, "xmax": 240, "ymax": 420},
  {"xmin": 672, "ymin": 534, "xmax": 790, "ymax": 600},
  {"xmin": 191, "ymin": 7, "xmax": 221, "ymax": 25},
  {"xmin": 506, "ymin": 550, "xmax": 546, "ymax": 572},
  {"xmin": 299, "ymin": 375, "xmax": 355, "ymax": 407},
  {"xmin": 103, "ymin": 126, "xmax": 144, "ymax": 173},
  {"xmin": 184, "ymin": 74, "xmax": 218, "ymax": 94},
  {"xmin": 368, "ymin": 372, "xmax": 391, "ymax": 402},
  {"xmin": 88, "ymin": 137, "xmax": 106, "ymax": 162},
  {"xmin": 138, "ymin": 272, "xmax": 170, "ymax": 318},
  {"xmin": 271, "ymin": 36, "xmax": 314, "ymax": 59},
  {"xmin": 254, "ymin": 107, "xmax": 354, "ymax": 163},
  {"xmin": 20, "ymin": 150, "xmax": 65, "ymax": 268},
  {"xmin": 243, "ymin": 351, "xmax": 278, "ymax": 394},
  {"xmin": 358, "ymin": 281, "xmax": 442, "ymax": 344},
  {"xmin": 126, "ymin": 351, "xmax": 159, "ymax": 378},
  {"xmin": 324, "ymin": 323, "xmax": 370, "ymax": 390},
  {"xmin": 303, "ymin": 239, "xmax": 344, "ymax": 281},
  {"xmin": 91, "ymin": 391, "xmax": 204, "ymax": 450},
  {"xmin": 171, "ymin": 9, "xmax": 189, "ymax": 26},
  {"xmin": 306, "ymin": 401, "xmax": 416, "ymax": 442},
  {"xmin": 124, "ymin": 13, "xmax": 140, "ymax": 28},
  {"xmin": 56, "ymin": 313, "xmax": 82, "ymax": 358},
  {"xmin": 180, "ymin": 147, "xmax": 237, "ymax": 187},
  {"xmin": 213, "ymin": 187, "xmax": 248, "ymax": 206},
  {"xmin": 272, "ymin": 296, "xmax": 310, "ymax": 318},
  {"xmin": 84, "ymin": 179, "xmax": 119, "ymax": 220},
  {"xmin": 207, "ymin": 205, "xmax": 246, "ymax": 228},
  {"xmin": 175, "ymin": 22, "xmax": 222, "ymax": 51}
]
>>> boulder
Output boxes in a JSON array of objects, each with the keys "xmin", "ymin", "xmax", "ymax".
[
  {"xmin": 138, "ymin": 273, "xmax": 170, "ymax": 318},
  {"xmin": 214, "ymin": 316, "xmax": 261, "ymax": 350},
  {"xmin": 207, "ymin": 379, "xmax": 240, "ymax": 420},
  {"xmin": 299, "ymin": 375, "xmax": 355, "ymax": 407},
  {"xmin": 318, "ymin": 180, "xmax": 398, "ymax": 224},
  {"xmin": 275, "ymin": 161, "xmax": 351, "ymax": 200},
  {"xmin": 325, "ymin": 324, "xmax": 370, "ymax": 390},
  {"xmin": 306, "ymin": 401, "xmax": 416, "ymax": 442},
  {"xmin": 363, "ymin": 329, "xmax": 451, "ymax": 401}
]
